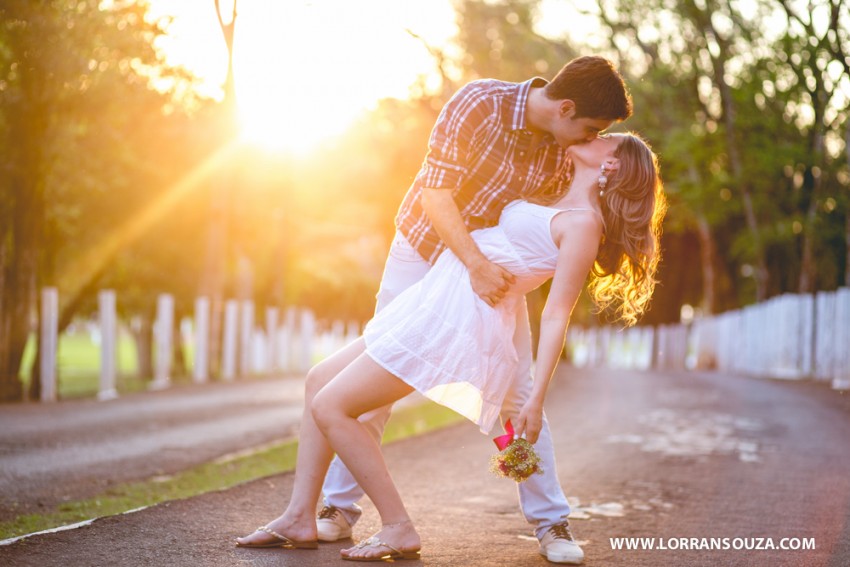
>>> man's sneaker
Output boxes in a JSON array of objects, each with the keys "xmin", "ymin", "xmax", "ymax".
[
  {"xmin": 316, "ymin": 506, "xmax": 353, "ymax": 542},
  {"xmin": 538, "ymin": 521, "xmax": 584, "ymax": 564}
]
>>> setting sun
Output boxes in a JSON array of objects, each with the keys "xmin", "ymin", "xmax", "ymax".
[{"xmin": 148, "ymin": 0, "xmax": 456, "ymax": 154}]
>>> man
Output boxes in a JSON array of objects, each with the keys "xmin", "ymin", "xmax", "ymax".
[{"xmin": 317, "ymin": 56, "xmax": 631, "ymax": 565}]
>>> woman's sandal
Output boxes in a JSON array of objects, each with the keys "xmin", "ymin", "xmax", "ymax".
[
  {"xmin": 235, "ymin": 525, "xmax": 319, "ymax": 549},
  {"xmin": 341, "ymin": 536, "xmax": 421, "ymax": 562}
]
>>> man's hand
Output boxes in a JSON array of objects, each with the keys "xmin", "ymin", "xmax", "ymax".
[
  {"xmin": 513, "ymin": 399, "xmax": 544, "ymax": 445},
  {"xmin": 420, "ymin": 188, "xmax": 516, "ymax": 305},
  {"xmin": 469, "ymin": 258, "xmax": 515, "ymax": 307}
]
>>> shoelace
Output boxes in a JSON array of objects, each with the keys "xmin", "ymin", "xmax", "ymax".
[
  {"xmin": 549, "ymin": 522, "xmax": 575, "ymax": 541},
  {"xmin": 318, "ymin": 506, "xmax": 341, "ymax": 520}
]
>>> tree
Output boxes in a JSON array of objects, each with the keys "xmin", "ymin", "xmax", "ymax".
[
  {"xmin": 774, "ymin": 0, "xmax": 850, "ymax": 292},
  {"xmin": 0, "ymin": 0, "xmax": 207, "ymax": 401},
  {"xmin": 591, "ymin": 0, "xmax": 849, "ymax": 311}
]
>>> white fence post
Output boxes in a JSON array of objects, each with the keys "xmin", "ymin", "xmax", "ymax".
[
  {"xmin": 814, "ymin": 291, "xmax": 835, "ymax": 381},
  {"xmin": 221, "ymin": 299, "xmax": 239, "ymax": 381},
  {"xmin": 193, "ymin": 296, "xmax": 210, "ymax": 384},
  {"xmin": 97, "ymin": 290, "xmax": 119, "ymax": 400},
  {"xmin": 39, "ymin": 287, "xmax": 58, "ymax": 402},
  {"xmin": 239, "ymin": 300, "xmax": 254, "ymax": 378},
  {"xmin": 833, "ymin": 288, "xmax": 850, "ymax": 390},
  {"xmin": 799, "ymin": 294, "xmax": 815, "ymax": 378},
  {"xmin": 280, "ymin": 307, "xmax": 297, "ymax": 373},
  {"xmin": 266, "ymin": 307, "xmax": 279, "ymax": 373},
  {"xmin": 299, "ymin": 309, "xmax": 316, "ymax": 373},
  {"xmin": 346, "ymin": 320, "xmax": 360, "ymax": 345},
  {"xmin": 638, "ymin": 326, "xmax": 654, "ymax": 370},
  {"xmin": 150, "ymin": 293, "xmax": 174, "ymax": 390}
]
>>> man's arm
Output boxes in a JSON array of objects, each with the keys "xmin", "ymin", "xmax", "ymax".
[{"xmin": 421, "ymin": 188, "xmax": 515, "ymax": 306}]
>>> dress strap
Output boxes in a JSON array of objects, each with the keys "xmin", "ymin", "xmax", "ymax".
[
  {"xmin": 557, "ymin": 207, "xmax": 595, "ymax": 213},
  {"xmin": 551, "ymin": 207, "xmax": 603, "ymax": 220}
]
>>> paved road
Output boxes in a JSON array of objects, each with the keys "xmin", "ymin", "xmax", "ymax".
[
  {"xmin": 2, "ymin": 367, "xmax": 850, "ymax": 566},
  {"xmin": 0, "ymin": 376, "xmax": 308, "ymax": 520}
]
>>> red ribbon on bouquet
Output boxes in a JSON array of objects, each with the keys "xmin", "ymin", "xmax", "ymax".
[
  {"xmin": 489, "ymin": 419, "xmax": 543, "ymax": 483},
  {"xmin": 493, "ymin": 419, "xmax": 517, "ymax": 451}
]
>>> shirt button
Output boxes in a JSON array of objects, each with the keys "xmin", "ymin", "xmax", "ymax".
[{"xmin": 519, "ymin": 151, "xmax": 525, "ymax": 157}]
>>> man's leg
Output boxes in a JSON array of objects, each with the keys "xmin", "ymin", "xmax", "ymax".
[
  {"xmin": 319, "ymin": 231, "xmax": 431, "ymax": 535},
  {"xmin": 501, "ymin": 299, "xmax": 583, "ymax": 564}
]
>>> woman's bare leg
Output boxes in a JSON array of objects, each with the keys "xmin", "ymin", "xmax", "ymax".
[
  {"xmin": 236, "ymin": 338, "xmax": 368, "ymax": 546},
  {"xmin": 311, "ymin": 354, "xmax": 420, "ymax": 559}
]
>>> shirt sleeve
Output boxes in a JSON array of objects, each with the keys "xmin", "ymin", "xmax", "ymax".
[{"xmin": 416, "ymin": 81, "xmax": 494, "ymax": 191}]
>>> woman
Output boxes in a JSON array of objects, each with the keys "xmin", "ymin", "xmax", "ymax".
[{"xmin": 236, "ymin": 132, "xmax": 666, "ymax": 561}]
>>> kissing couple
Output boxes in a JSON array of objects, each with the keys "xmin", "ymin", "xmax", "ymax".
[{"xmin": 236, "ymin": 56, "xmax": 666, "ymax": 564}]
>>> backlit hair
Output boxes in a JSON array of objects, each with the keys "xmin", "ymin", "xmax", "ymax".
[
  {"xmin": 590, "ymin": 133, "xmax": 666, "ymax": 325},
  {"xmin": 524, "ymin": 133, "xmax": 666, "ymax": 325}
]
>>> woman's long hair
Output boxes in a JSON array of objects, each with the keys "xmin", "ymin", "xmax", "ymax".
[
  {"xmin": 524, "ymin": 133, "xmax": 667, "ymax": 326},
  {"xmin": 590, "ymin": 133, "xmax": 666, "ymax": 326}
]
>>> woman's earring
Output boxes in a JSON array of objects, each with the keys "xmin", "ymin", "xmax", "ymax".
[{"xmin": 597, "ymin": 165, "xmax": 608, "ymax": 197}]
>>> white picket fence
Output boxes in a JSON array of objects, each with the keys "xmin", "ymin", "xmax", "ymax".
[
  {"xmin": 567, "ymin": 287, "xmax": 850, "ymax": 390},
  {"xmin": 37, "ymin": 289, "xmax": 361, "ymax": 402},
  {"xmin": 36, "ymin": 286, "xmax": 850, "ymax": 401}
]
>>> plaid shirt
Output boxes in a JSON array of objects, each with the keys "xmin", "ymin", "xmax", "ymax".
[{"xmin": 396, "ymin": 78, "xmax": 571, "ymax": 264}]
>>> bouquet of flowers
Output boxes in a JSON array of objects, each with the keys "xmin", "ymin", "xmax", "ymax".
[{"xmin": 489, "ymin": 419, "xmax": 543, "ymax": 483}]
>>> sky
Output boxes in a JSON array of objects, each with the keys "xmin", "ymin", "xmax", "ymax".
[{"xmin": 148, "ymin": 0, "xmax": 459, "ymax": 153}]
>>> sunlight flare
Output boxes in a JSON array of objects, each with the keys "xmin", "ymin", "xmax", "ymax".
[
  {"xmin": 149, "ymin": 0, "xmax": 456, "ymax": 154},
  {"xmin": 63, "ymin": 142, "xmax": 242, "ymax": 299}
]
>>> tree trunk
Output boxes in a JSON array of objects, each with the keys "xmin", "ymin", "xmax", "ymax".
[
  {"xmin": 4, "ymin": 104, "xmax": 45, "ymax": 402},
  {"xmin": 0, "ymin": 232, "xmax": 23, "ymax": 401},
  {"xmin": 27, "ymin": 295, "xmax": 42, "ymax": 401},
  {"xmin": 846, "ymin": 211, "xmax": 850, "ymax": 288},
  {"xmin": 132, "ymin": 315, "xmax": 154, "ymax": 380},
  {"xmin": 200, "ymin": 181, "xmax": 228, "ymax": 379},
  {"xmin": 172, "ymin": 307, "xmax": 187, "ymax": 379},
  {"xmin": 9, "ymin": 180, "xmax": 40, "ymax": 402},
  {"xmin": 198, "ymin": 0, "xmax": 239, "ymax": 380},
  {"xmin": 798, "ymin": 195, "xmax": 819, "ymax": 294},
  {"xmin": 695, "ymin": 214, "xmax": 717, "ymax": 314},
  {"xmin": 2, "ymin": 8, "xmax": 51, "ymax": 402},
  {"xmin": 846, "ymin": 122, "xmax": 850, "ymax": 287},
  {"xmin": 688, "ymin": 0, "xmax": 769, "ymax": 301}
]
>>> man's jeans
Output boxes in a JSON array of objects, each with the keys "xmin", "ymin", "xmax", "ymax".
[{"xmin": 321, "ymin": 231, "xmax": 571, "ymax": 538}]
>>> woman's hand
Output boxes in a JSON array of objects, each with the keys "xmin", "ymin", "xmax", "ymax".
[{"xmin": 514, "ymin": 399, "xmax": 544, "ymax": 444}]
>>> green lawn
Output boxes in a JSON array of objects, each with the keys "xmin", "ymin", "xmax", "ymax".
[{"xmin": 17, "ymin": 325, "xmax": 334, "ymax": 400}]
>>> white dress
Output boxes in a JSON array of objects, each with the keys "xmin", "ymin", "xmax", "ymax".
[{"xmin": 364, "ymin": 200, "xmax": 593, "ymax": 434}]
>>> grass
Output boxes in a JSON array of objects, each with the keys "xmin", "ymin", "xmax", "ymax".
[
  {"xmin": 19, "ymin": 330, "xmax": 188, "ymax": 399},
  {"xmin": 0, "ymin": 400, "xmax": 464, "ymax": 541}
]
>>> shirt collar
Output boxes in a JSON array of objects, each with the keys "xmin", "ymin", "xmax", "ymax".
[{"xmin": 509, "ymin": 77, "xmax": 549, "ymax": 132}]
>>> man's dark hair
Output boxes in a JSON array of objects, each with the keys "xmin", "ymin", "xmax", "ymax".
[{"xmin": 545, "ymin": 56, "xmax": 632, "ymax": 121}]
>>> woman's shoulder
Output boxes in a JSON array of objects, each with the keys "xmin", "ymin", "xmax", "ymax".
[{"xmin": 551, "ymin": 208, "xmax": 604, "ymax": 246}]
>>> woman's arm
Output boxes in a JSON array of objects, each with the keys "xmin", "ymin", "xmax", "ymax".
[{"xmin": 513, "ymin": 212, "xmax": 603, "ymax": 443}]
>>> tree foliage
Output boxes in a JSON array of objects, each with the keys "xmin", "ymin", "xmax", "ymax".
[
  {"xmin": 2, "ymin": 0, "xmax": 848, "ymax": 401},
  {"xmin": 0, "ymin": 0, "xmax": 215, "ymax": 400},
  {"xmin": 590, "ymin": 0, "xmax": 849, "ymax": 313}
]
